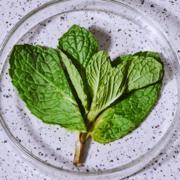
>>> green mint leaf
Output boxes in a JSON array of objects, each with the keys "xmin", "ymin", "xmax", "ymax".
[
  {"xmin": 58, "ymin": 25, "xmax": 98, "ymax": 67},
  {"xmin": 86, "ymin": 51, "xmax": 129, "ymax": 122},
  {"xmin": 59, "ymin": 50, "xmax": 89, "ymax": 112},
  {"xmin": 86, "ymin": 51, "xmax": 163, "ymax": 122},
  {"xmin": 91, "ymin": 83, "xmax": 161, "ymax": 144},
  {"xmin": 116, "ymin": 51, "xmax": 163, "ymax": 92},
  {"xmin": 125, "ymin": 53, "xmax": 163, "ymax": 92},
  {"xmin": 9, "ymin": 44, "xmax": 86, "ymax": 132},
  {"xmin": 90, "ymin": 51, "xmax": 163, "ymax": 143},
  {"xmin": 58, "ymin": 25, "xmax": 98, "ymax": 113}
]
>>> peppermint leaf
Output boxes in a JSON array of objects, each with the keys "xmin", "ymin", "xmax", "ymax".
[{"xmin": 9, "ymin": 45, "xmax": 87, "ymax": 131}]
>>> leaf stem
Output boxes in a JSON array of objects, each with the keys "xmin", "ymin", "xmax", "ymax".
[{"xmin": 73, "ymin": 132, "xmax": 88, "ymax": 166}]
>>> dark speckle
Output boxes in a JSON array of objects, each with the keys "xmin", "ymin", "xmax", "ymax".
[
  {"xmin": 174, "ymin": 150, "xmax": 179, "ymax": 154},
  {"xmin": 155, "ymin": 125, "xmax": 160, "ymax": 128},
  {"xmin": 141, "ymin": 0, "xmax": 145, "ymax": 4},
  {"xmin": 150, "ymin": 4, "xmax": 154, "ymax": 8},
  {"xmin": 162, "ymin": 8, "xmax": 167, "ymax": 14}
]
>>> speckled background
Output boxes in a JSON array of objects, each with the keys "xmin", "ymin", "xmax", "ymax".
[{"xmin": 0, "ymin": 0, "xmax": 180, "ymax": 180}]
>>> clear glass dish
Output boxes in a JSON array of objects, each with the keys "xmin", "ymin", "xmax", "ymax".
[{"xmin": 0, "ymin": 0, "xmax": 180, "ymax": 179}]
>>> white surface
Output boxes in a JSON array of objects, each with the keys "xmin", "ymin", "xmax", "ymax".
[{"xmin": 0, "ymin": 0, "xmax": 180, "ymax": 179}]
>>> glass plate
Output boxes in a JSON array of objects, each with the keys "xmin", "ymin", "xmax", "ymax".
[{"xmin": 0, "ymin": 0, "xmax": 180, "ymax": 179}]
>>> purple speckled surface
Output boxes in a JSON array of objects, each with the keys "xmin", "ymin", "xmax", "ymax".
[{"xmin": 0, "ymin": 0, "xmax": 180, "ymax": 179}]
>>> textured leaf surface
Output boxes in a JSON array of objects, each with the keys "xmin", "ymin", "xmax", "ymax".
[
  {"xmin": 125, "ymin": 54, "xmax": 163, "ymax": 92},
  {"xmin": 59, "ymin": 50, "xmax": 88, "ymax": 112},
  {"xmin": 9, "ymin": 45, "xmax": 86, "ymax": 131},
  {"xmin": 91, "ymin": 83, "xmax": 161, "ymax": 144},
  {"xmin": 58, "ymin": 25, "xmax": 98, "ymax": 67},
  {"xmin": 86, "ymin": 51, "xmax": 163, "ymax": 122},
  {"xmin": 117, "ymin": 51, "xmax": 163, "ymax": 92},
  {"xmin": 91, "ymin": 51, "xmax": 163, "ymax": 143},
  {"xmin": 86, "ymin": 51, "xmax": 129, "ymax": 122}
]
